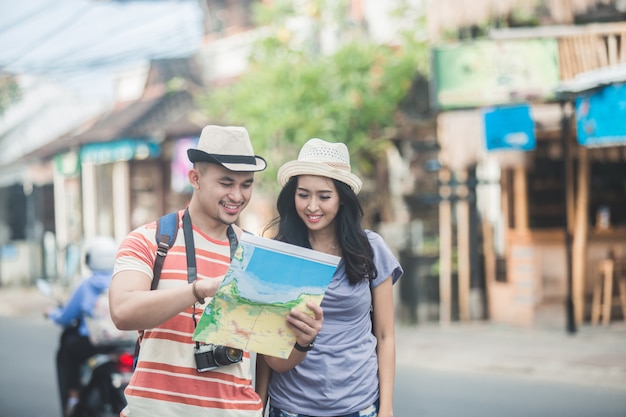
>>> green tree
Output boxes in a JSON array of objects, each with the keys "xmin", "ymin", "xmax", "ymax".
[
  {"xmin": 200, "ymin": 0, "xmax": 429, "ymax": 197},
  {"xmin": 0, "ymin": 74, "xmax": 20, "ymax": 116}
]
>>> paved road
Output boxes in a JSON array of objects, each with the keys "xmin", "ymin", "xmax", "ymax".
[
  {"xmin": 394, "ymin": 367, "xmax": 626, "ymax": 417},
  {"xmin": 0, "ymin": 288, "xmax": 626, "ymax": 417},
  {"xmin": 0, "ymin": 316, "xmax": 61, "ymax": 416},
  {"xmin": 395, "ymin": 321, "xmax": 626, "ymax": 390},
  {"xmin": 1, "ymin": 315, "xmax": 625, "ymax": 417},
  {"xmin": 3, "ymin": 285, "xmax": 626, "ymax": 388}
]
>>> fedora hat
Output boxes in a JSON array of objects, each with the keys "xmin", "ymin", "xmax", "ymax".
[
  {"xmin": 187, "ymin": 125, "xmax": 267, "ymax": 172},
  {"xmin": 277, "ymin": 138, "xmax": 362, "ymax": 194}
]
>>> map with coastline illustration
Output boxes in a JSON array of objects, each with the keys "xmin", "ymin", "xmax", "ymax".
[{"xmin": 192, "ymin": 233, "xmax": 340, "ymax": 359}]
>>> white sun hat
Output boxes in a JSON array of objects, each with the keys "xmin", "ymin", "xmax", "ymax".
[
  {"xmin": 277, "ymin": 138, "xmax": 362, "ymax": 194},
  {"xmin": 187, "ymin": 125, "xmax": 267, "ymax": 172}
]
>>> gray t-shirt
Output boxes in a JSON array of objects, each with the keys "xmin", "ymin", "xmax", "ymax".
[{"xmin": 268, "ymin": 230, "xmax": 403, "ymax": 416}]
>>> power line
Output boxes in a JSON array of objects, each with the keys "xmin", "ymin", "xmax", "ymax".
[
  {"xmin": 0, "ymin": 0, "xmax": 56, "ymax": 34},
  {"xmin": 12, "ymin": 28, "xmax": 202, "ymax": 74},
  {"xmin": 34, "ymin": 12, "xmax": 200, "ymax": 70},
  {"xmin": 5, "ymin": 2, "xmax": 94, "ymax": 67},
  {"xmin": 0, "ymin": 1, "xmax": 203, "ymax": 77},
  {"xmin": 0, "ymin": 1, "xmax": 204, "ymax": 98}
]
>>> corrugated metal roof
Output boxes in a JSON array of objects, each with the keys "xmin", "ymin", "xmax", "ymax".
[
  {"xmin": 24, "ymin": 56, "xmax": 208, "ymax": 160},
  {"xmin": 427, "ymin": 0, "xmax": 616, "ymax": 39}
]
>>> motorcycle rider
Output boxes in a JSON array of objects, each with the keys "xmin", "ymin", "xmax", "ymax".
[{"xmin": 46, "ymin": 235, "xmax": 118, "ymax": 417}]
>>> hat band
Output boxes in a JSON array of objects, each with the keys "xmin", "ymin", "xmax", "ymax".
[
  {"xmin": 321, "ymin": 161, "xmax": 351, "ymax": 172},
  {"xmin": 210, "ymin": 154, "xmax": 257, "ymax": 164}
]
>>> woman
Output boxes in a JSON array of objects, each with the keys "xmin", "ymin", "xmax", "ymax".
[{"xmin": 256, "ymin": 138, "xmax": 403, "ymax": 417}]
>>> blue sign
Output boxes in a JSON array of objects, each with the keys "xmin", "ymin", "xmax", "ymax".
[
  {"xmin": 575, "ymin": 84, "xmax": 626, "ymax": 147},
  {"xmin": 483, "ymin": 104, "xmax": 536, "ymax": 151}
]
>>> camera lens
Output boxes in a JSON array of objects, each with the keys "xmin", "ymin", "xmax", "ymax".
[
  {"xmin": 225, "ymin": 347, "xmax": 243, "ymax": 362},
  {"xmin": 213, "ymin": 345, "xmax": 243, "ymax": 365}
]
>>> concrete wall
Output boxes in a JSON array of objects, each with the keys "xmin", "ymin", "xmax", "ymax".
[{"xmin": 0, "ymin": 241, "xmax": 42, "ymax": 286}]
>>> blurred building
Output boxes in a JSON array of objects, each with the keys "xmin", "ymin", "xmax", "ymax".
[
  {"xmin": 1, "ymin": 0, "xmax": 625, "ymax": 332},
  {"xmin": 426, "ymin": 0, "xmax": 626, "ymax": 329},
  {"xmin": 0, "ymin": 74, "xmax": 106, "ymax": 285}
]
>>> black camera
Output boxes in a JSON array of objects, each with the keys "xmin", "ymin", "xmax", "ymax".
[{"xmin": 194, "ymin": 344, "xmax": 243, "ymax": 372}]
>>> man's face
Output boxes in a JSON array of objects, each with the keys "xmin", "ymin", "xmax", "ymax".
[{"xmin": 191, "ymin": 163, "xmax": 255, "ymax": 226}]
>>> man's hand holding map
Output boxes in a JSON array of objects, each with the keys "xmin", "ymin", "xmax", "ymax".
[{"xmin": 192, "ymin": 233, "xmax": 340, "ymax": 359}]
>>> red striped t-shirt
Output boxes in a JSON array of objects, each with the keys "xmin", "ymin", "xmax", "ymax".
[{"xmin": 113, "ymin": 210, "xmax": 262, "ymax": 417}]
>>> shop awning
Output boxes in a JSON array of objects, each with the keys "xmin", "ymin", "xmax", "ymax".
[
  {"xmin": 80, "ymin": 139, "xmax": 161, "ymax": 164},
  {"xmin": 556, "ymin": 64, "xmax": 626, "ymax": 147},
  {"xmin": 555, "ymin": 63, "xmax": 626, "ymax": 96}
]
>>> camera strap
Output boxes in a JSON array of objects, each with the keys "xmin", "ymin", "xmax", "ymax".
[{"xmin": 181, "ymin": 208, "xmax": 238, "ymax": 348}]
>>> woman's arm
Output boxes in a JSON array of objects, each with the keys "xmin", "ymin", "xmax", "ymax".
[
  {"xmin": 372, "ymin": 278, "xmax": 396, "ymax": 417},
  {"xmin": 261, "ymin": 301, "xmax": 323, "ymax": 373}
]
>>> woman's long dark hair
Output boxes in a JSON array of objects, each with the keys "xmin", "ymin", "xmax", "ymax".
[{"xmin": 265, "ymin": 176, "xmax": 377, "ymax": 285}]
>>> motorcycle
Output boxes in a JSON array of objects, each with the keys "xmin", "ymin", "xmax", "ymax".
[
  {"xmin": 38, "ymin": 279, "xmax": 135, "ymax": 417},
  {"xmin": 56, "ymin": 326, "xmax": 135, "ymax": 417}
]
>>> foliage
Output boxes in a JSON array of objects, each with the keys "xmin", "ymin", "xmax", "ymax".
[
  {"xmin": 199, "ymin": 0, "xmax": 429, "ymax": 192},
  {"xmin": 0, "ymin": 75, "xmax": 21, "ymax": 117}
]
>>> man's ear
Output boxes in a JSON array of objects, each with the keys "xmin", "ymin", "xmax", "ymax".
[{"xmin": 188, "ymin": 168, "xmax": 200, "ymax": 189}]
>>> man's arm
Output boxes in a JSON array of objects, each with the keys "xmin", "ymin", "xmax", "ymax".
[
  {"xmin": 255, "ymin": 354, "xmax": 271, "ymax": 412},
  {"xmin": 108, "ymin": 271, "xmax": 221, "ymax": 330}
]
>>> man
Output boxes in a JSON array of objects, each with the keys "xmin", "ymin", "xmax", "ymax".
[{"xmin": 109, "ymin": 125, "xmax": 322, "ymax": 417}]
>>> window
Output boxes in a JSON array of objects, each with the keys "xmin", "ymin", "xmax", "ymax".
[{"xmin": 527, "ymin": 140, "xmax": 566, "ymax": 229}]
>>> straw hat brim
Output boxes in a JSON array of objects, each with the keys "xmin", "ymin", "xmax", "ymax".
[{"xmin": 277, "ymin": 160, "xmax": 362, "ymax": 194}]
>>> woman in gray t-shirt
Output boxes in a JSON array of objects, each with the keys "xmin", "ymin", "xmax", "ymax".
[{"xmin": 256, "ymin": 138, "xmax": 403, "ymax": 417}]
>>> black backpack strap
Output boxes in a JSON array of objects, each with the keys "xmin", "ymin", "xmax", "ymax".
[
  {"xmin": 227, "ymin": 224, "xmax": 238, "ymax": 260},
  {"xmin": 151, "ymin": 211, "xmax": 180, "ymax": 290},
  {"xmin": 135, "ymin": 211, "xmax": 180, "ymax": 369},
  {"xmin": 151, "ymin": 210, "xmax": 237, "ymax": 290}
]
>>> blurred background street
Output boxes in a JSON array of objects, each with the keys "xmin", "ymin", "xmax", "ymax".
[
  {"xmin": 1, "ymin": 285, "xmax": 625, "ymax": 416},
  {"xmin": 3, "ymin": 0, "xmax": 626, "ymax": 416}
]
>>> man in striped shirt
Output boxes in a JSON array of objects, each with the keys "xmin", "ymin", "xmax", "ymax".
[{"xmin": 109, "ymin": 126, "xmax": 323, "ymax": 417}]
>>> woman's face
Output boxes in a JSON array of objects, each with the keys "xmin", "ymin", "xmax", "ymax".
[{"xmin": 294, "ymin": 175, "xmax": 340, "ymax": 233}]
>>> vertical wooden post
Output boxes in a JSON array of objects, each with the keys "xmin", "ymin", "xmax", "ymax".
[
  {"xmin": 456, "ymin": 170, "xmax": 470, "ymax": 321},
  {"xmin": 482, "ymin": 220, "xmax": 496, "ymax": 317},
  {"xmin": 501, "ymin": 169, "xmax": 511, "ymax": 230},
  {"xmin": 513, "ymin": 166, "xmax": 528, "ymax": 232},
  {"xmin": 591, "ymin": 260, "xmax": 607, "ymax": 324},
  {"xmin": 112, "ymin": 162, "xmax": 131, "ymax": 242},
  {"xmin": 572, "ymin": 147, "xmax": 589, "ymax": 325},
  {"xmin": 53, "ymin": 167, "xmax": 68, "ymax": 280},
  {"xmin": 439, "ymin": 168, "xmax": 452, "ymax": 325},
  {"xmin": 81, "ymin": 162, "xmax": 97, "ymax": 242},
  {"xmin": 601, "ymin": 259, "xmax": 615, "ymax": 326}
]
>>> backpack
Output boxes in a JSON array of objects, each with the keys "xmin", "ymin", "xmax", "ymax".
[
  {"xmin": 85, "ymin": 288, "xmax": 137, "ymax": 346},
  {"xmin": 150, "ymin": 210, "xmax": 238, "ymax": 289},
  {"xmin": 133, "ymin": 211, "xmax": 179, "ymax": 367}
]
